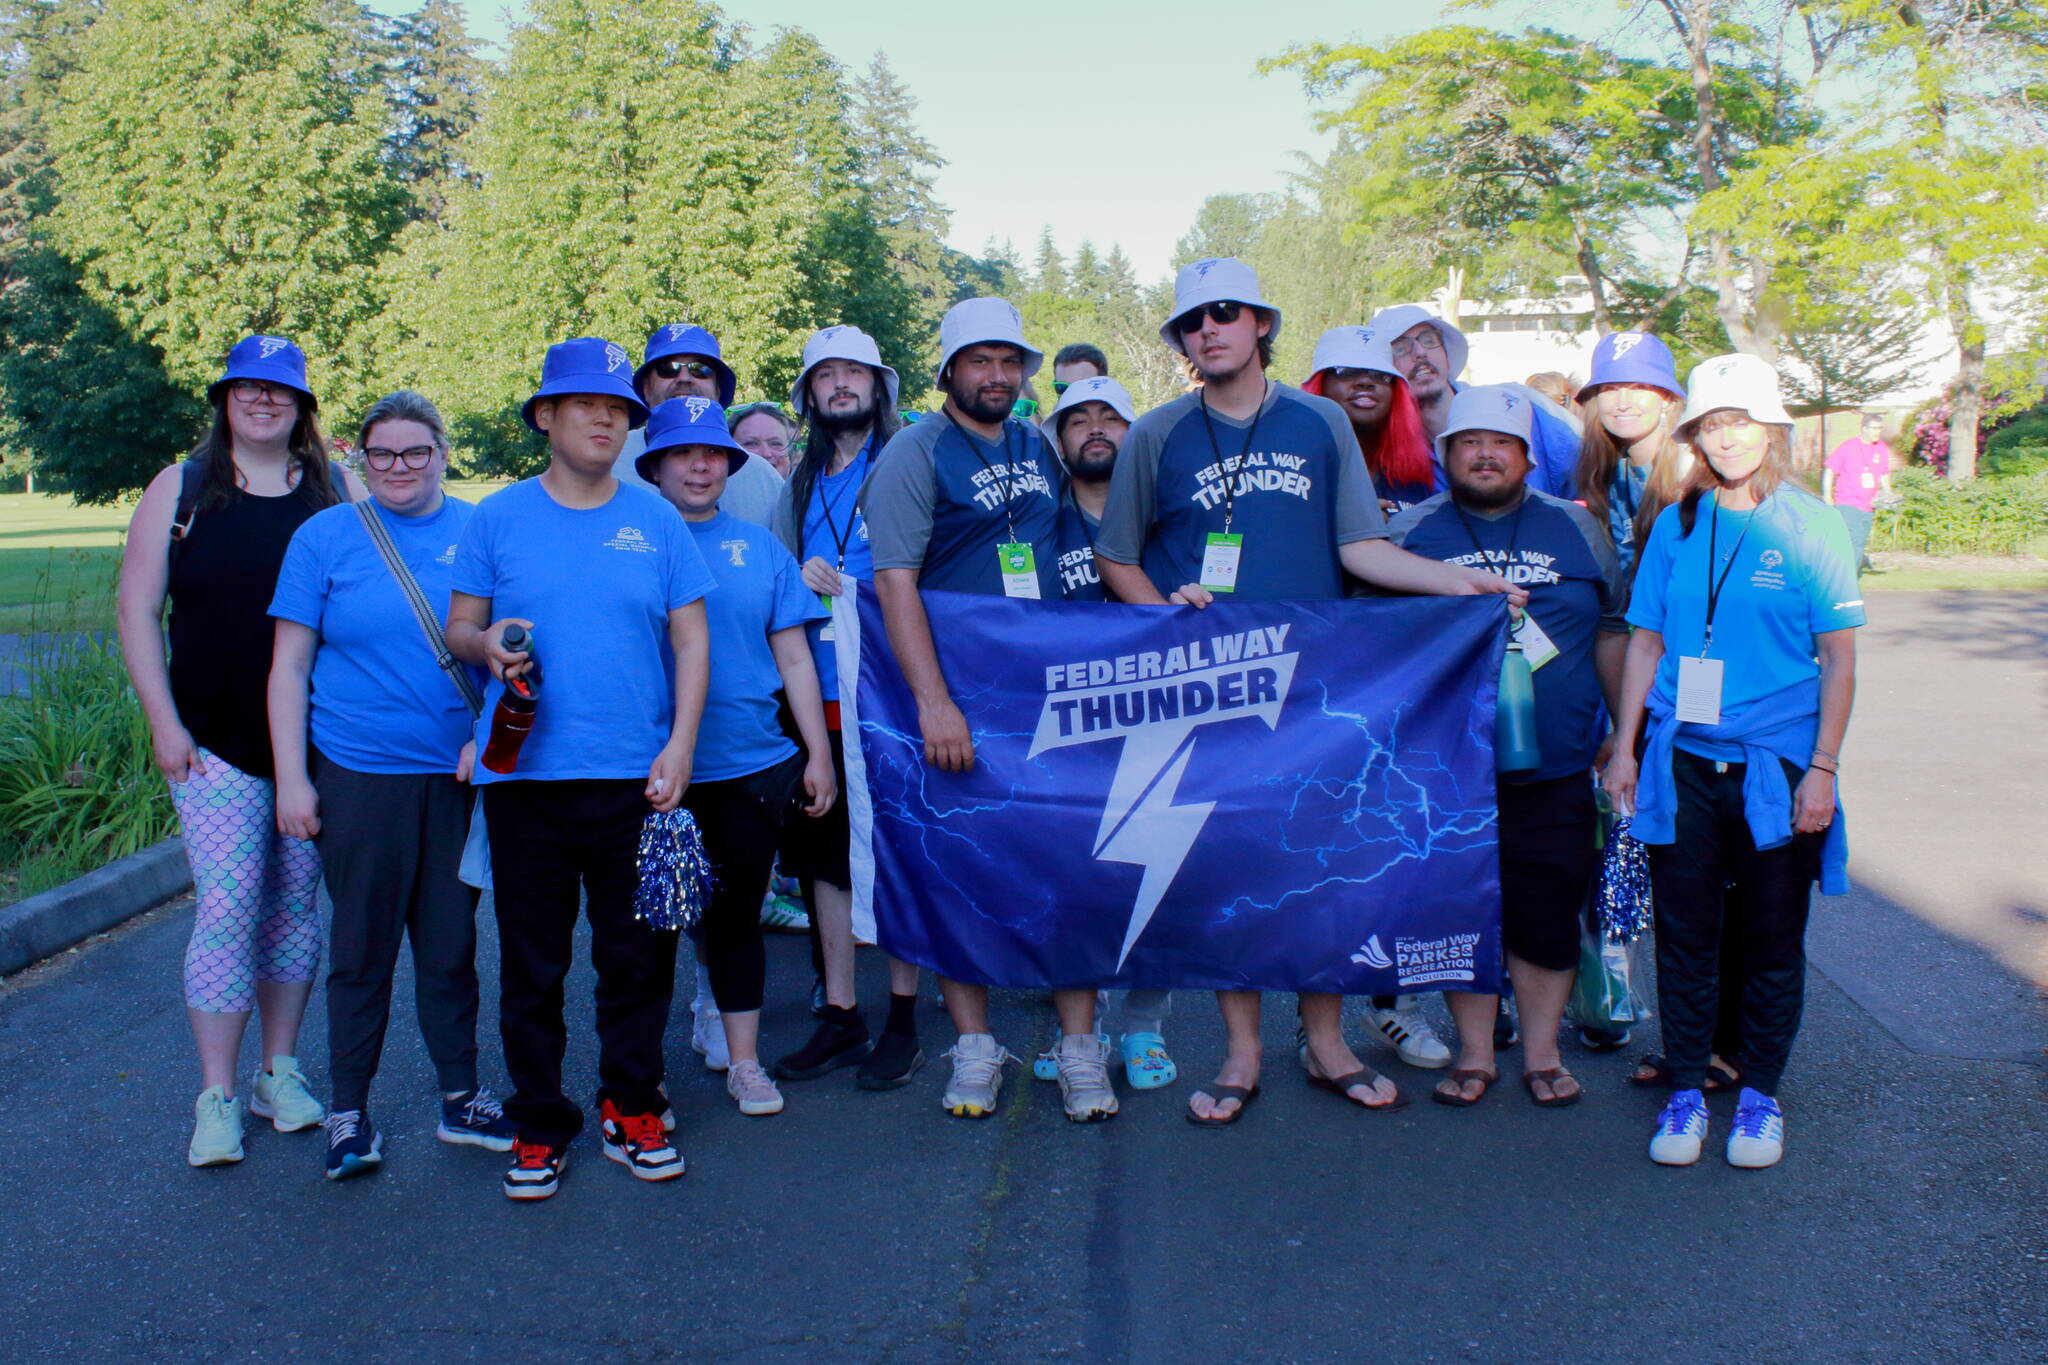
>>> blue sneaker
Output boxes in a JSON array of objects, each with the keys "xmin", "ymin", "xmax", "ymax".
[
  {"xmin": 1726, "ymin": 1088, "xmax": 1786, "ymax": 1169},
  {"xmin": 1119, "ymin": 1032, "xmax": 1178, "ymax": 1089},
  {"xmin": 323, "ymin": 1110, "xmax": 383, "ymax": 1181},
  {"xmin": 438, "ymin": 1087, "xmax": 517, "ymax": 1152},
  {"xmin": 1649, "ymin": 1088, "xmax": 1710, "ymax": 1166}
]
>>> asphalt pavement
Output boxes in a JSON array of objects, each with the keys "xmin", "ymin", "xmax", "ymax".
[{"xmin": 0, "ymin": 591, "xmax": 2041, "ymax": 1363}]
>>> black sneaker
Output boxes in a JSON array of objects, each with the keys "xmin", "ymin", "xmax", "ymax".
[
  {"xmin": 438, "ymin": 1087, "xmax": 518, "ymax": 1152},
  {"xmin": 855, "ymin": 1025, "xmax": 925, "ymax": 1091},
  {"xmin": 503, "ymin": 1139, "xmax": 568, "ymax": 1201},
  {"xmin": 1577, "ymin": 1024, "xmax": 1631, "ymax": 1052},
  {"xmin": 323, "ymin": 1109, "xmax": 383, "ymax": 1181},
  {"xmin": 774, "ymin": 1008, "xmax": 874, "ymax": 1081}
]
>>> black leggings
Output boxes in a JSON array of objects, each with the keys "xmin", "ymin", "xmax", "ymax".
[{"xmin": 684, "ymin": 755, "xmax": 803, "ymax": 1014}]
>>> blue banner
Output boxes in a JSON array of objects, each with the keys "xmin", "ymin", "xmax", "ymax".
[{"xmin": 840, "ymin": 588, "xmax": 1506, "ymax": 994}]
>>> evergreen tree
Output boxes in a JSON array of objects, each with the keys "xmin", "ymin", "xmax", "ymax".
[
  {"xmin": 848, "ymin": 50, "xmax": 950, "ymax": 374},
  {"xmin": 382, "ymin": 0, "xmax": 484, "ymax": 222}
]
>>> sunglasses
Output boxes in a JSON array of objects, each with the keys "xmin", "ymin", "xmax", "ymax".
[
  {"xmin": 652, "ymin": 357, "xmax": 718, "ymax": 381},
  {"xmin": 1174, "ymin": 300, "xmax": 1244, "ymax": 334},
  {"xmin": 363, "ymin": 444, "xmax": 436, "ymax": 471},
  {"xmin": 1051, "ymin": 380, "xmax": 1070, "ymax": 396}
]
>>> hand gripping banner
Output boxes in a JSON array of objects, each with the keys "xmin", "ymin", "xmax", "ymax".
[{"xmin": 838, "ymin": 587, "xmax": 1505, "ymax": 994}]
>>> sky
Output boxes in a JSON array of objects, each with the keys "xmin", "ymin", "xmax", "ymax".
[{"xmin": 402, "ymin": 1, "xmax": 1427, "ymax": 285}]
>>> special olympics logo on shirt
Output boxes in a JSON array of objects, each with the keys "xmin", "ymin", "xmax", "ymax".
[
  {"xmin": 439, "ymin": 543, "xmax": 457, "ymax": 564},
  {"xmin": 257, "ymin": 336, "xmax": 289, "ymax": 359},
  {"xmin": 605, "ymin": 526, "xmax": 657, "ymax": 554},
  {"xmin": 684, "ymin": 396, "xmax": 714, "ymax": 421},
  {"xmin": 720, "ymin": 539, "xmax": 747, "ymax": 566},
  {"xmin": 1760, "ymin": 549, "xmax": 1784, "ymax": 569},
  {"xmin": 1609, "ymin": 333, "xmax": 1644, "ymax": 357}
]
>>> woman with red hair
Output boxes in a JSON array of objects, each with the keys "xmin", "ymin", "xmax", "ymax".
[{"xmin": 1303, "ymin": 325, "xmax": 1441, "ymax": 511}]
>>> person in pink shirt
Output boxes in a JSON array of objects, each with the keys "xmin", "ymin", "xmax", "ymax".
[{"xmin": 1822, "ymin": 414, "xmax": 1893, "ymax": 571}]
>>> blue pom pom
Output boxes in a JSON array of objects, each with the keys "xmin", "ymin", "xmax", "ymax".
[
  {"xmin": 1596, "ymin": 816, "xmax": 1653, "ymax": 944},
  {"xmin": 634, "ymin": 809, "xmax": 714, "ymax": 931}
]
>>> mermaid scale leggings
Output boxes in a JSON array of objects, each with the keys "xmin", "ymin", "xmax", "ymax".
[{"xmin": 170, "ymin": 749, "xmax": 324, "ymax": 1013}]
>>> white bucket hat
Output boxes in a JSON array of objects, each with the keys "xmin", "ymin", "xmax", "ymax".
[
  {"xmin": 1039, "ymin": 375, "xmax": 1138, "ymax": 446},
  {"xmin": 1677, "ymin": 352, "xmax": 1794, "ymax": 440},
  {"xmin": 1159, "ymin": 257, "xmax": 1283, "ymax": 355},
  {"xmin": 1367, "ymin": 304, "xmax": 1469, "ymax": 384},
  {"xmin": 936, "ymin": 297, "xmax": 1042, "ymax": 383},
  {"xmin": 790, "ymin": 324, "xmax": 902, "ymax": 418},
  {"xmin": 1304, "ymin": 324, "xmax": 1399, "ymax": 387},
  {"xmin": 1432, "ymin": 384, "xmax": 1536, "ymax": 463}
]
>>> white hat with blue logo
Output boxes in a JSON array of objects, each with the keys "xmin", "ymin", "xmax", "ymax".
[
  {"xmin": 1367, "ymin": 304, "xmax": 1469, "ymax": 384},
  {"xmin": 937, "ymin": 297, "xmax": 1042, "ymax": 383},
  {"xmin": 1039, "ymin": 375, "xmax": 1137, "ymax": 445},
  {"xmin": 1303, "ymin": 324, "xmax": 1399, "ymax": 392},
  {"xmin": 1159, "ymin": 257, "xmax": 1282, "ymax": 355},
  {"xmin": 1676, "ymin": 352, "xmax": 1794, "ymax": 442},
  {"xmin": 791, "ymin": 324, "xmax": 902, "ymax": 418},
  {"xmin": 1433, "ymin": 384, "xmax": 1536, "ymax": 462}
]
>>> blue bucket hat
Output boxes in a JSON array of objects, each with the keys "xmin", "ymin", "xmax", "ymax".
[
  {"xmin": 209, "ymin": 334, "xmax": 316, "ymax": 409},
  {"xmin": 633, "ymin": 396, "xmax": 749, "ymax": 485},
  {"xmin": 521, "ymin": 337, "xmax": 648, "ymax": 434},
  {"xmin": 635, "ymin": 324, "xmax": 738, "ymax": 407},
  {"xmin": 1578, "ymin": 330, "xmax": 1683, "ymax": 403}
]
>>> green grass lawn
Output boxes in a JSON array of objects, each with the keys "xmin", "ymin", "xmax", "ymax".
[{"xmin": 0, "ymin": 492, "xmax": 131, "ymax": 633}]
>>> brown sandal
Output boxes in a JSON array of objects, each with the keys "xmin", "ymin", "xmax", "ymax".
[
  {"xmin": 1307, "ymin": 1066, "xmax": 1407, "ymax": 1113},
  {"xmin": 1430, "ymin": 1067, "xmax": 1497, "ymax": 1107},
  {"xmin": 1522, "ymin": 1067, "xmax": 1582, "ymax": 1107}
]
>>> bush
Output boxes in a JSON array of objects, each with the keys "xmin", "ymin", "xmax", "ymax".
[
  {"xmin": 0, "ymin": 563, "xmax": 177, "ymax": 907},
  {"xmin": 1982, "ymin": 409, "xmax": 2048, "ymax": 479},
  {"xmin": 1870, "ymin": 468, "xmax": 2048, "ymax": 556}
]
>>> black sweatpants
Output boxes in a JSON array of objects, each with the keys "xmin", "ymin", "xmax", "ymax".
[
  {"xmin": 1648, "ymin": 750, "xmax": 1822, "ymax": 1096},
  {"xmin": 313, "ymin": 755, "xmax": 481, "ymax": 1114},
  {"xmin": 485, "ymin": 779, "xmax": 680, "ymax": 1146},
  {"xmin": 684, "ymin": 754, "xmax": 803, "ymax": 1015}
]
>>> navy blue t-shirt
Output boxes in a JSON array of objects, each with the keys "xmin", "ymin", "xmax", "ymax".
[
  {"xmin": 1390, "ymin": 489, "xmax": 1627, "ymax": 782},
  {"xmin": 863, "ymin": 412, "xmax": 1066, "ymax": 598},
  {"xmin": 770, "ymin": 432, "xmax": 877, "ymax": 702},
  {"xmin": 1094, "ymin": 383, "xmax": 1387, "ymax": 602},
  {"xmin": 1056, "ymin": 497, "xmax": 1105, "ymax": 602}
]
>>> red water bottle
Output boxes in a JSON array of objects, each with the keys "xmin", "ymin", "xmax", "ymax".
[{"xmin": 480, "ymin": 623, "xmax": 542, "ymax": 775}]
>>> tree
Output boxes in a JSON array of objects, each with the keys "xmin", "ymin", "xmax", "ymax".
[
  {"xmin": 1777, "ymin": 271, "xmax": 1927, "ymax": 456},
  {"xmin": 848, "ymin": 50, "xmax": 951, "ymax": 378},
  {"xmin": 49, "ymin": 0, "xmax": 408, "ymax": 427},
  {"xmin": 381, "ymin": 0, "xmax": 485, "ymax": 222},
  {"xmin": 1173, "ymin": 192, "xmax": 1276, "ymax": 269}
]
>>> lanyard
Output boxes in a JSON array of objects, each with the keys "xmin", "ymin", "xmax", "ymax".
[
  {"xmin": 944, "ymin": 410, "xmax": 1023, "ymax": 540},
  {"xmin": 1702, "ymin": 495, "xmax": 1752, "ymax": 654},
  {"xmin": 1450, "ymin": 490, "xmax": 1527, "ymax": 573},
  {"xmin": 1198, "ymin": 381, "xmax": 1268, "ymax": 535},
  {"xmin": 811, "ymin": 434, "xmax": 870, "ymax": 570}
]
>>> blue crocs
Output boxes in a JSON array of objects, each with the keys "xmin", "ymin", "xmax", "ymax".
[{"xmin": 1119, "ymin": 1032, "xmax": 1178, "ymax": 1089}]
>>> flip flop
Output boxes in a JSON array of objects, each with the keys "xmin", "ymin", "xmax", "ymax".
[
  {"xmin": 1307, "ymin": 1065, "xmax": 1408, "ymax": 1113},
  {"xmin": 1628, "ymin": 1055, "xmax": 1741, "ymax": 1092},
  {"xmin": 1522, "ymin": 1067, "xmax": 1583, "ymax": 1108},
  {"xmin": 1430, "ymin": 1067, "xmax": 1497, "ymax": 1107},
  {"xmin": 1185, "ymin": 1083, "xmax": 1259, "ymax": 1127}
]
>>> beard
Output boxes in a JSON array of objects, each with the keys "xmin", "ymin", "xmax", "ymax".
[
  {"xmin": 1452, "ymin": 474, "xmax": 1524, "ymax": 510},
  {"xmin": 949, "ymin": 380, "xmax": 1014, "ymax": 425},
  {"xmin": 1065, "ymin": 439, "xmax": 1117, "ymax": 484},
  {"xmin": 815, "ymin": 392, "xmax": 878, "ymax": 434}
]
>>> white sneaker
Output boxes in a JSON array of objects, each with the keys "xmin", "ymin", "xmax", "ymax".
[
  {"xmin": 1054, "ymin": 1033, "xmax": 1118, "ymax": 1122},
  {"xmin": 691, "ymin": 1007, "xmax": 729, "ymax": 1073},
  {"xmin": 725, "ymin": 1060, "xmax": 785, "ymax": 1116},
  {"xmin": 248, "ymin": 1055, "xmax": 324, "ymax": 1132},
  {"xmin": 188, "ymin": 1085, "xmax": 245, "ymax": 1166},
  {"xmin": 1726, "ymin": 1088, "xmax": 1786, "ymax": 1169},
  {"xmin": 1649, "ymin": 1088, "xmax": 1710, "ymax": 1166},
  {"xmin": 1365, "ymin": 996, "xmax": 1451, "ymax": 1068},
  {"xmin": 941, "ymin": 1034, "xmax": 1014, "ymax": 1118}
]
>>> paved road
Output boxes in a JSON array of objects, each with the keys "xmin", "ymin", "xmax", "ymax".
[{"xmin": 0, "ymin": 592, "xmax": 2041, "ymax": 1363}]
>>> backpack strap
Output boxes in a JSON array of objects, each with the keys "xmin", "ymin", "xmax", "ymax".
[
  {"xmin": 166, "ymin": 458, "xmax": 207, "ymax": 575},
  {"xmin": 353, "ymin": 500, "xmax": 484, "ymax": 717}
]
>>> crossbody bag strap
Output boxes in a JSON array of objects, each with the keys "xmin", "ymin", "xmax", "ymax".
[{"xmin": 354, "ymin": 500, "xmax": 484, "ymax": 717}]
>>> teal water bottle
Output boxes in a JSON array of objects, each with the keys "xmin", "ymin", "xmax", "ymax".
[{"xmin": 1495, "ymin": 641, "xmax": 1541, "ymax": 774}]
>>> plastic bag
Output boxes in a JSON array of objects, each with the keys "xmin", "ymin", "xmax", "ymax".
[{"xmin": 1568, "ymin": 924, "xmax": 1650, "ymax": 1029}]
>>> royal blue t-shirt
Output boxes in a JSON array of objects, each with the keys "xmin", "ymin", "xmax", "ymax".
[
  {"xmin": 1095, "ymin": 383, "xmax": 1387, "ymax": 602},
  {"xmin": 268, "ymin": 496, "xmax": 485, "ymax": 775},
  {"xmin": 450, "ymin": 477, "xmax": 717, "ymax": 783},
  {"xmin": 863, "ymin": 412, "xmax": 1066, "ymax": 598},
  {"xmin": 687, "ymin": 511, "xmax": 826, "ymax": 782},
  {"xmin": 1390, "ymin": 490, "xmax": 1627, "ymax": 782},
  {"xmin": 1056, "ymin": 497, "xmax": 1105, "ymax": 602},
  {"xmin": 1627, "ymin": 489, "xmax": 1865, "ymax": 750},
  {"xmin": 770, "ymin": 434, "xmax": 877, "ymax": 703}
]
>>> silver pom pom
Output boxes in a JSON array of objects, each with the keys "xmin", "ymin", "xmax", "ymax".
[{"xmin": 1596, "ymin": 816, "xmax": 1653, "ymax": 944}]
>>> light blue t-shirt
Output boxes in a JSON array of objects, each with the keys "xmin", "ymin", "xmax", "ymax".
[
  {"xmin": 268, "ymin": 496, "xmax": 484, "ymax": 775},
  {"xmin": 1627, "ymin": 489, "xmax": 1864, "ymax": 742},
  {"xmin": 686, "ymin": 511, "xmax": 826, "ymax": 782},
  {"xmin": 450, "ymin": 477, "xmax": 718, "ymax": 783}
]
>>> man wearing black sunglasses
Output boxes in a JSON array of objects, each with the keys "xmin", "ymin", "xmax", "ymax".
[
  {"xmin": 610, "ymin": 323, "xmax": 784, "ymax": 526},
  {"xmin": 1094, "ymin": 257, "xmax": 1526, "ymax": 1128}
]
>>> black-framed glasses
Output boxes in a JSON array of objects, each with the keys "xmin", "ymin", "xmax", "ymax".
[
  {"xmin": 1327, "ymin": 366, "xmax": 1391, "ymax": 382},
  {"xmin": 653, "ymin": 357, "xmax": 717, "ymax": 381},
  {"xmin": 1174, "ymin": 300, "xmax": 1243, "ymax": 334},
  {"xmin": 362, "ymin": 444, "xmax": 437, "ymax": 471},
  {"xmin": 1389, "ymin": 331, "xmax": 1446, "ymax": 360},
  {"xmin": 228, "ymin": 379, "xmax": 296, "ymax": 405}
]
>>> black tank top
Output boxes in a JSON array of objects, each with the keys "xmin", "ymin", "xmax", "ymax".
[{"xmin": 167, "ymin": 472, "xmax": 336, "ymax": 778}]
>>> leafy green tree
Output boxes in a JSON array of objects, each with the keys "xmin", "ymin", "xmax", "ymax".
[
  {"xmin": 49, "ymin": 0, "xmax": 408, "ymax": 426},
  {"xmin": 1173, "ymin": 192, "xmax": 1276, "ymax": 269}
]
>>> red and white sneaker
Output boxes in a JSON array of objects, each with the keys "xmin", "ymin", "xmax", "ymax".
[
  {"xmin": 502, "ymin": 1140, "xmax": 568, "ymax": 1201},
  {"xmin": 600, "ymin": 1100, "xmax": 685, "ymax": 1181}
]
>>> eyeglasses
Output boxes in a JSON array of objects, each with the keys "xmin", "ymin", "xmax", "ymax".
[
  {"xmin": 738, "ymin": 436, "xmax": 790, "ymax": 456},
  {"xmin": 652, "ymin": 357, "xmax": 718, "ymax": 381},
  {"xmin": 1388, "ymin": 332, "xmax": 1446, "ymax": 361},
  {"xmin": 1174, "ymin": 300, "xmax": 1243, "ymax": 334},
  {"xmin": 228, "ymin": 379, "xmax": 296, "ymax": 405},
  {"xmin": 362, "ymin": 445, "xmax": 437, "ymax": 471}
]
